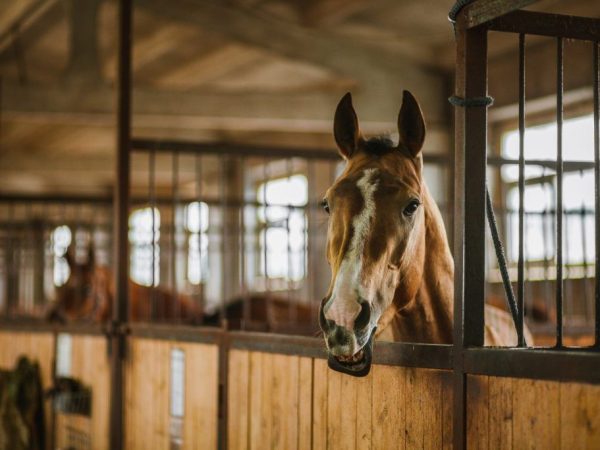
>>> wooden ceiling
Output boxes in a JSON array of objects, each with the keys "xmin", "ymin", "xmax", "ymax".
[{"xmin": 0, "ymin": 0, "xmax": 598, "ymax": 195}]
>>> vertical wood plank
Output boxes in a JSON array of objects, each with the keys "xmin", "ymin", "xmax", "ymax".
[
  {"xmin": 249, "ymin": 352, "xmax": 263, "ymax": 450},
  {"xmin": 261, "ymin": 352, "xmax": 273, "ymax": 449},
  {"xmin": 372, "ymin": 364, "xmax": 404, "ymax": 450},
  {"xmin": 441, "ymin": 371, "xmax": 454, "ymax": 450},
  {"xmin": 228, "ymin": 349, "xmax": 250, "ymax": 450},
  {"xmin": 466, "ymin": 374, "xmax": 489, "ymax": 450},
  {"xmin": 339, "ymin": 370, "xmax": 358, "ymax": 450},
  {"xmin": 355, "ymin": 367, "xmax": 372, "ymax": 450},
  {"xmin": 184, "ymin": 343, "xmax": 219, "ymax": 450},
  {"xmin": 421, "ymin": 369, "xmax": 443, "ymax": 450},
  {"xmin": 512, "ymin": 378, "xmax": 560, "ymax": 450},
  {"xmin": 298, "ymin": 357, "xmax": 313, "ymax": 450},
  {"xmin": 271, "ymin": 353, "xmax": 299, "ymax": 450},
  {"xmin": 312, "ymin": 358, "xmax": 328, "ymax": 450},
  {"xmin": 326, "ymin": 364, "xmax": 343, "ymax": 449},
  {"xmin": 560, "ymin": 382, "xmax": 600, "ymax": 449},
  {"xmin": 488, "ymin": 376, "xmax": 513, "ymax": 450}
]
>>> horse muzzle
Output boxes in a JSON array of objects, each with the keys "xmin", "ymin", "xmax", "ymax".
[{"xmin": 326, "ymin": 326, "xmax": 376, "ymax": 377}]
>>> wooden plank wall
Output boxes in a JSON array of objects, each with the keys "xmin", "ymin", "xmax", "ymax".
[
  {"xmin": 467, "ymin": 375, "xmax": 600, "ymax": 449},
  {"xmin": 0, "ymin": 330, "xmax": 55, "ymax": 450},
  {"xmin": 125, "ymin": 338, "xmax": 219, "ymax": 450},
  {"xmin": 228, "ymin": 350, "xmax": 453, "ymax": 450},
  {"xmin": 54, "ymin": 334, "xmax": 110, "ymax": 450}
]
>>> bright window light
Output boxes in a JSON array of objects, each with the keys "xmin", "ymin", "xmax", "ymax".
[
  {"xmin": 129, "ymin": 207, "xmax": 160, "ymax": 286},
  {"xmin": 52, "ymin": 225, "xmax": 71, "ymax": 286},
  {"xmin": 257, "ymin": 174, "xmax": 307, "ymax": 282},
  {"xmin": 502, "ymin": 114, "xmax": 595, "ymax": 266},
  {"xmin": 185, "ymin": 202, "xmax": 209, "ymax": 284}
]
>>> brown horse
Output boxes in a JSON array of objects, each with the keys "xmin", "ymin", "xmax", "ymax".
[
  {"xmin": 48, "ymin": 247, "xmax": 202, "ymax": 323},
  {"xmin": 49, "ymin": 247, "xmax": 316, "ymax": 333},
  {"xmin": 318, "ymin": 91, "xmax": 532, "ymax": 376}
]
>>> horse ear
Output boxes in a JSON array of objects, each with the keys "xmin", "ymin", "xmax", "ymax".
[
  {"xmin": 334, "ymin": 92, "xmax": 361, "ymax": 159},
  {"xmin": 397, "ymin": 90, "xmax": 426, "ymax": 157}
]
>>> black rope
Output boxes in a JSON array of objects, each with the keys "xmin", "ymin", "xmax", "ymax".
[
  {"xmin": 486, "ymin": 187, "xmax": 525, "ymax": 344},
  {"xmin": 448, "ymin": 0, "xmax": 475, "ymax": 23}
]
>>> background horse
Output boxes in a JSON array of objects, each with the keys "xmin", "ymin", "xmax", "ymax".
[
  {"xmin": 48, "ymin": 246, "xmax": 202, "ymax": 323},
  {"xmin": 318, "ymin": 91, "xmax": 532, "ymax": 376},
  {"xmin": 49, "ymin": 246, "xmax": 316, "ymax": 333}
]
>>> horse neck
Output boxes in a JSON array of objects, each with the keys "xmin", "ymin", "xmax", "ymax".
[{"xmin": 381, "ymin": 183, "xmax": 455, "ymax": 344}]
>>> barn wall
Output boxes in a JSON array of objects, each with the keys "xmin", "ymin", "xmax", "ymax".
[
  {"xmin": 124, "ymin": 338, "xmax": 219, "ymax": 450},
  {"xmin": 228, "ymin": 349, "xmax": 453, "ymax": 450},
  {"xmin": 467, "ymin": 375, "xmax": 600, "ymax": 449},
  {"xmin": 54, "ymin": 334, "xmax": 110, "ymax": 450},
  {"xmin": 0, "ymin": 330, "xmax": 55, "ymax": 450}
]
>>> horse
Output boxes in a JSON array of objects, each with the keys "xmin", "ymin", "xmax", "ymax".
[
  {"xmin": 318, "ymin": 91, "xmax": 532, "ymax": 376},
  {"xmin": 48, "ymin": 246, "xmax": 317, "ymax": 334},
  {"xmin": 48, "ymin": 246, "xmax": 202, "ymax": 323}
]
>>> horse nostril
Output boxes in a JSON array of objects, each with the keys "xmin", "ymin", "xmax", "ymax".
[{"xmin": 354, "ymin": 301, "xmax": 370, "ymax": 332}]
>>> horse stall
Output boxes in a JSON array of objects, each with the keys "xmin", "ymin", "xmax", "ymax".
[{"xmin": 1, "ymin": 0, "xmax": 600, "ymax": 449}]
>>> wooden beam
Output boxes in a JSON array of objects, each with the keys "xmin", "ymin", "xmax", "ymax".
[
  {"xmin": 463, "ymin": 0, "xmax": 538, "ymax": 28},
  {"xmin": 2, "ymin": 80, "xmax": 451, "ymax": 127},
  {"xmin": 0, "ymin": 0, "xmax": 63, "ymax": 60},
  {"xmin": 64, "ymin": 0, "xmax": 102, "ymax": 82},
  {"xmin": 134, "ymin": 0, "xmax": 448, "ymax": 120}
]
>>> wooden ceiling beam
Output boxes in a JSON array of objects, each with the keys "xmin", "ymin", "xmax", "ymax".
[
  {"xmin": 2, "ymin": 80, "xmax": 450, "ymax": 127},
  {"xmin": 134, "ymin": 0, "xmax": 448, "ymax": 122},
  {"xmin": 64, "ymin": 0, "xmax": 102, "ymax": 83}
]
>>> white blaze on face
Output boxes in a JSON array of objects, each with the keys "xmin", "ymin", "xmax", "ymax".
[{"xmin": 325, "ymin": 168, "xmax": 379, "ymax": 330}]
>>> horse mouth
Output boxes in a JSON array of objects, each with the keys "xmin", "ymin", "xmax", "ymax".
[{"xmin": 327, "ymin": 327, "xmax": 376, "ymax": 377}]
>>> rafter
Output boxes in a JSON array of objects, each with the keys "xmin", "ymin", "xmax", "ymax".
[{"xmin": 134, "ymin": 0, "xmax": 448, "ymax": 121}]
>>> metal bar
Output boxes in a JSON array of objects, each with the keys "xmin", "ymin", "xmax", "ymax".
[
  {"xmin": 556, "ymin": 37, "xmax": 564, "ymax": 348},
  {"xmin": 171, "ymin": 152, "xmax": 179, "ymax": 322},
  {"xmin": 220, "ymin": 156, "xmax": 227, "ymax": 326},
  {"xmin": 110, "ymin": 0, "xmax": 131, "ymax": 447},
  {"xmin": 487, "ymin": 10, "xmax": 600, "ymax": 42},
  {"xmin": 195, "ymin": 153, "xmax": 205, "ymax": 321},
  {"xmin": 464, "ymin": 347, "xmax": 600, "ymax": 384},
  {"xmin": 452, "ymin": 14, "xmax": 488, "ymax": 450},
  {"xmin": 517, "ymin": 33, "xmax": 526, "ymax": 347},
  {"xmin": 486, "ymin": 156, "xmax": 594, "ymax": 172},
  {"xmin": 463, "ymin": 0, "xmax": 536, "ymax": 29},
  {"xmin": 132, "ymin": 138, "xmax": 452, "ymax": 165},
  {"xmin": 286, "ymin": 158, "xmax": 294, "ymax": 323},
  {"xmin": 595, "ymin": 41, "xmax": 600, "ymax": 347},
  {"xmin": 240, "ymin": 156, "xmax": 249, "ymax": 330},
  {"xmin": 149, "ymin": 148, "xmax": 156, "ymax": 321}
]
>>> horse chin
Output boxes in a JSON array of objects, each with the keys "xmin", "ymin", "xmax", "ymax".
[{"xmin": 327, "ymin": 327, "xmax": 376, "ymax": 378}]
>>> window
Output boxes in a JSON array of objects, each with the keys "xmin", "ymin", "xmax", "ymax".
[
  {"xmin": 501, "ymin": 114, "xmax": 595, "ymax": 269},
  {"xmin": 52, "ymin": 225, "xmax": 71, "ymax": 286},
  {"xmin": 185, "ymin": 202, "xmax": 209, "ymax": 284},
  {"xmin": 257, "ymin": 174, "xmax": 307, "ymax": 285},
  {"xmin": 129, "ymin": 207, "xmax": 160, "ymax": 286}
]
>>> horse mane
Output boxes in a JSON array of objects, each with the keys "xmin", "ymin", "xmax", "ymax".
[{"xmin": 362, "ymin": 136, "xmax": 395, "ymax": 156}]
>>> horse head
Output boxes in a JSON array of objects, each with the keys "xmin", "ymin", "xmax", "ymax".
[
  {"xmin": 48, "ymin": 245, "xmax": 111, "ymax": 323},
  {"xmin": 319, "ymin": 91, "xmax": 432, "ymax": 376}
]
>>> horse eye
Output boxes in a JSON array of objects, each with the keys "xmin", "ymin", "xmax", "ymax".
[
  {"xmin": 403, "ymin": 199, "xmax": 420, "ymax": 217},
  {"xmin": 321, "ymin": 199, "xmax": 330, "ymax": 214}
]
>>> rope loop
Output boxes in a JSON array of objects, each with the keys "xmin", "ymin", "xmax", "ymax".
[
  {"xmin": 448, "ymin": 0, "xmax": 475, "ymax": 23},
  {"xmin": 448, "ymin": 95, "xmax": 494, "ymax": 107}
]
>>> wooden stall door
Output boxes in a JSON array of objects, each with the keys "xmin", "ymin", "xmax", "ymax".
[
  {"xmin": 228, "ymin": 350, "xmax": 453, "ymax": 450},
  {"xmin": 125, "ymin": 338, "xmax": 219, "ymax": 450},
  {"xmin": 54, "ymin": 334, "xmax": 110, "ymax": 450},
  {"xmin": 467, "ymin": 375, "xmax": 600, "ymax": 449}
]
